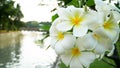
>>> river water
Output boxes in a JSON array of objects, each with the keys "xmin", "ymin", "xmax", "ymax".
[{"xmin": 0, "ymin": 31, "xmax": 57, "ymax": 68}]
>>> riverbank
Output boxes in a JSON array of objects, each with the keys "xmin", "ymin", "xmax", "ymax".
[{"xmin": 0, "ymin": 30, "xmax": 20, "ymax": 34}]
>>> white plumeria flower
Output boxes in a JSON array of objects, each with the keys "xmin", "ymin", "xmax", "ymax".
[
  {"xmin": 95, "ymin": 0, "xmax": 119, "ymax": 11},
  {"xmin": 88, "ymin": 12, "xmax": 119, "ymax": 43},
  {"xmin": 56, "ymin": 6, "xmax": 92, "ymax": 37},
  {"xmin": 95, "ymin": 0, "xmax": 120, "ymax": 23},
  {"xmin": 60, "ymin": 38, "xmax": 96, "ymax": 68},
  {"xmin": 49, "ymin": 18, "xmax": 76, "ymax": 54},
  {"xmin": 101, "ymin": 13, "xmax": 119, "ymax": 43},
  {"xmin": 81, "ymin": 29, "xmax": 115, "ymax": 57}
]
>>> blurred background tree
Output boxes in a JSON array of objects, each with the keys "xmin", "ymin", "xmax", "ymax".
[{"xmin": 0, "ymin": 0, "xmax": 24, "ymax": 31}]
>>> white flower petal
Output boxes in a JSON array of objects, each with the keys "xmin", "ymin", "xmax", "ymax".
[
  {"xmin": 55, "ymin": 42, "xmax": 65, "ymax": 54},
  {"xmin": 113, "ymin": 30, "xmax": 119, "ymax": 43},
  {"xmin": 49, "ymin": 26, "xmax": 58, "ymax": 36},
  {"xmin": 61, "ymin": 34, "xmax": 76, "ymax": 49},
  {"xmin": 87, "ymin": 12, "xmax": 104, "ymax": 31},
  {"xmin": 50, "ymin": 37, "xmax": 57, "ymax": 48},
  {"xmin": 95, "ymin": 0, "xmax": 105, "ymax": 11},
  {"xmin": 102, "ymin": 39, "xmax": 114, "ymax": 52},
  {"xmin": 61, "ymin": 52, "xmax": 72, "ymax": 66},
  {"xmin": 99, "ymin": 53, "xmax": 105, "ymax": 59},
  {"xmin": 56, "ymin": 21, "xmax": 73, "ymax": 32},
  {"xmin": 79, "ymin": 34, "xmax": 97, "ymax": 50},
  {"xmin": 70, "ymin": 7, "xmax": 84, "ymax": 17},
  {"xmin": 112, "ymin": 11, "xmax": 120, "ymax": 23},
  {"xmin": 57, "ymin": 8, "xmax": 72, "ymax": 20},
  {"xmin": 91, "ymin": 29, "xmax": 115, "ymax": 55},
  {"xmin": 95, "ymin": 27, "xmax": 119, "ymax": 43},
  {"xmin": 51, "ymin": 17, "xmax": 61, "ymax": 26},
  {"xmin": 95, "ymin": 0, "xmax": 111, "ymax": 12},
  {"xmin": 67, "ymin": 5, "xmax": 75, "ymax": 10},
  {"xmin": 94, "ymin": 28, "xmax": 110, "ymax": 40},
  {"xmin": 76, "ymin": 37, "xmax": 86, "ymax": 51},
  {"xmin": 107, "ymin": 45, "xmax": 115, "ymax": 56},
  {"xmin": 104, "ymin": 29, "xmax": 119, "ymax": 43},
  {"xmin": 70, "ymin": 57, "xmax": 83, "ymax": 68},
  {"xmin": 49, "ymin": 18, "xmax": 61, "ymax": 36},
  {"xmin": 73, "ymin": 25, "xmax": 88, "ymax": 37},
  {"xmin": 94, "ymin": 44, "xmax": 106, "ymax": 55},
  {"xmin": 79, "ymin": 52, "xmax": 96, "ymax": 68}
]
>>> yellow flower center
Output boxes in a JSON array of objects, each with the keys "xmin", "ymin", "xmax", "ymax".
[
  {"xmin": 93, "ymin": 34, "xmax": 99, "ymax": 40},
  {"xmin": 103, "ymin": 22, "xmax": 112, "ymax": 30},
  {"xmin": 71, "ymin": 47, "xmax": 81, "ymax": 56},
  {"xmin": 57, "ymin": 32, "xmax": 64, "ymax": 40},
  {"xmin": 72, "ymin": 16, "xmax": 83, "ymax": 26}
]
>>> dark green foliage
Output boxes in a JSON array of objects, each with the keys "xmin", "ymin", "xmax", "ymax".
[
  {"xmin": 0, "ymin": 0, "xmax": 24, "ymax": 31},
  {"xmin": 86, "ymin": 0, "xmax": 95, "ymax": 7},
  {"xmin": 114, "ymin": 2, "xmax": 120, "ymax": 10},
  {"xmin": 67, "ymin": 0, "xmax": 80, "ymax": 7},
  {"xmin": 39, "ymin": 22, "xmax": 51, "ymax": 32}
]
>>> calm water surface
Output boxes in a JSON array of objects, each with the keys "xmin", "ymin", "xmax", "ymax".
[{"xmin": 0, "ymin": 31, "xmax": 57, "ymax": 68}]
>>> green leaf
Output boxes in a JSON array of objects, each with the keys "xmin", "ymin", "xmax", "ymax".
[
  {"xmin": 52, "ymin": 14, "xmax": 59, "ymax": 22},
  {"xmin": 67, "ymin": 0, "xmax": 80, "ymax": 8},
  {"xmin": 59, "ymin": 61, "xmax": 69, "ymax": 68},
  {"xmin": 86, "ymin": 0, "xmax": 95, "ymax": 7},
  {"xmin": 90, "ymin": 58, "xmax": 115, "ymax": 68}
]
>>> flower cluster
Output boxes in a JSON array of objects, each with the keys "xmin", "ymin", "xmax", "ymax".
[{"xmin": 49, "ymin": 0, "xmax": 120, "ymax": 68}]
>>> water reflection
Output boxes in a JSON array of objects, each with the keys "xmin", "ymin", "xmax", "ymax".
[
  {"xmin": 0, "ymin": 31, "xmax": 57, "ymax": 68},
  {"xmin": 0, "ymin": 32, "xmax": 22, "ymax": 68}
]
